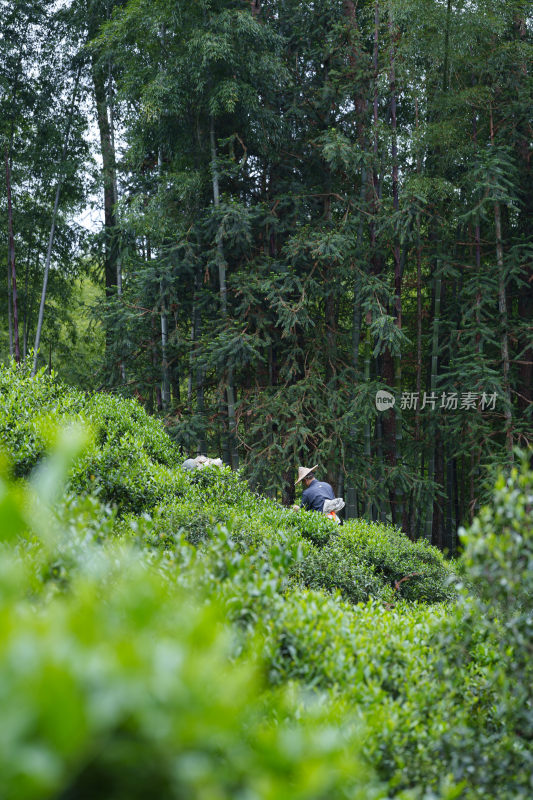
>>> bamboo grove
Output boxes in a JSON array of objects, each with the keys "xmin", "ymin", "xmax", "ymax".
[{"xmin": 1, "ymin": 0, "xmax": 532, "ymax": 549}]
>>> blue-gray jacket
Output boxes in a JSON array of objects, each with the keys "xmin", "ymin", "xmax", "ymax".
[{"xmin": 301, "ymin": 479, "xmax": 335, "ymax": 512}]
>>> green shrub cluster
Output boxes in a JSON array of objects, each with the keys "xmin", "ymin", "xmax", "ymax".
[
  {"xmin": 1, "ymin": 370, "xmax": 530, "ymax": 799},
  {"xmin": 0, "ymin": 487, "xmax": 380, "ymax": 799},
  {"xmin": 295, "ymin": 541, "xmax": 389, "ymax": 604},
  {"xmin": 327, "ymin": 520, "xmax": 454, "ymax": 603},
  {"xmin": 0, "ymin": 362, "xmax": 184, "ymax": 513},
  {"xmin": 429, "ymin": 464, "xmax": 533, "ymax": 799},
  {"xmin": 0, "ymin": 364, "xmax": 455, "ymax": 605}
]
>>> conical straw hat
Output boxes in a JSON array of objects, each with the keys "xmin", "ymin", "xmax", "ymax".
[{"xmin": 295, "ymin": 464, "xmax": 319, "ymax": 485}]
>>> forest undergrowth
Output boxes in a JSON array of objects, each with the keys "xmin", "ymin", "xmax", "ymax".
[{"xmin": 0, "ymin": 362, "xmax": 531, "ymax": 799}]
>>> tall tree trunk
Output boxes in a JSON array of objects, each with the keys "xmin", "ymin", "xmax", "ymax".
[
  {"xmin": 363, "ymin": 312, "xmax": 373, "ymax": 520},
  {"xmin": 21, "ymin": 244, "xmax": 32, "ymax": 361},
  {"xmin": 370, "ymin": 0, "xmax": 396, "ymax": 520},
  {"xmin": 446, "ymin": 448, "xmax": 456, "ymax": 555},
  {"xmin": 424, "ymin": 0, "xmax": 452, "ymax": 540},
  {"xmin": 369, "ymin": 1, "xmax": 391, "ymax": 520},
  {"xmin": 210, "ymin": 116, "xmax": 239, "ymax": 468},
  {"xmin": 410, "ymin": 210, "xmax": 423, "ymax": 540},
  {"xmin": 323, "ymin": 164, "xmax": 337, "ymax": 385},
  {"xmin": 512, "ymin": 10, "xmax": 533, "ymax": 418},
  {"xmin": 432, "ymin": 429, "xmax": 444, "ymax": 549},
  {"xmin": 410, "ymin": 95, "xmax": 424, "ymax": 539},
  {"xmin": 370, "ymin": 0, "xmax": 380, "ymax": 262},
  {"xmin": 424, "ymin": 269, "xmax": 441, "ymax": 541},
  {"xmin": 5, "ymin": 147, "xmax": 20, "ymax": 362},
  {"xmin": 7, "ymin": 259, "xmax": 13, "ymax": 358},
  {"xmin": 32, "ymin": 66, "xmax": 81, "ymax": 376},
  {"xmin": 389, "ymin": 14, "xmax": 401, "ymax": 329},
  {"xmin": 160, "ymin": 292, "xmax": 170, "ymax": 409},
  {"xmin": 192, "ymin": 272, "xmax": 207, "ymax": 456},
  {"xmin": 91, "ymin": 52, "xmax": 118, "ymax": 302},
  {"xmin": 156, "ymin": 141, "xmax": 170, "ymax": 407},
  {"xmin": 490, "ymin": 106, "xmax": 513, "ymax": 457},
  {"xmin": 281, "ymin": 467, "xmax": 295, "ymax": 507},
  {"xmin": 108, "ymin": 60, "xmax": 126, "ymax": 384},
  {"xmin": 472, "ymin": 110, "xmax": 483, "ymax": 355},
  {"xmin": 171, "ymin": 313, "xmax": 181, "ymax": 404},
  {"xmin": 25, "ymin": 252, "xmax": 39, "ymax": 363},
  {"xmin": 107, "ymin": 61, "xmax": 121, "ymax": 294},
  {"xmin": 344, "ymin": 0, "xmax": 370, "ymax": 497},
  {"xmin": 453, "ymin": 456, "xmax": 459, "ymax": 549},
  {"xmin": 388, "ymin": 8, "xmax": 405, "ymax": 530},
  {"xmin": 374, "ymin": 407, "xmax": 387, "ymax": 523},
  {"xmin": 5, "ymin": 34, "xmax": 26, "ymax": 362},
  {"xmin": 147, "ymin": 238, "xmax": 162, "ymax": 412}
]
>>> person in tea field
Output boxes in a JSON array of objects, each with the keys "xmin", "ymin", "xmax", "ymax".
[{"xmin": 295, "ymin": 465, "xmax": 345, "ymax": 522}]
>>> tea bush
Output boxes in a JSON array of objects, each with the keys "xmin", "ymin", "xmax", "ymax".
[
  {"xmin": 0, "ymin": 366, "xmax": 456, "ymax": 605},
  {"xmin": 277, "ymin": 505, "xmax": 339, "ymax": 546},
  {"xmin": 0, "ymin": 362, "xmax": 185, "ymax": 512},
  {"xmin": 84, "ymin": 392, "xmax": 180, "ymax": 468},
  {"xmin": 323, "ymin": 520, "xmax": 455, "ymax": 603},
  {"xmin": 141, "ymin": 498, "xmax": 231, "ymax": 547},
  {"xmin": 187, "ymin": 462, "xmax": 250, "ymax": 507},
  {"xmin": 0, "ymin": 491, "xmax": 382, "ymax": 800},
  {"xmin": 0, "ymin": 368, "xmax": 531, "ymax": 799},
  {"xmin": 144, "ymin": 469, "xmax": 453, "ymax": 605},
  {"xmin": 68, "ymin": 437, "xmax": 189, "ymax": 515},
  {"xmin": 295, "ymin": 540, "xmax": 390, "ymax": 603},
  {"xmin": 0, "ymin": 362, "xmax": 83, "ymax": 476},
  {"xmin": 260, "ymin": 590, "xmax": 445, "ymax": 695},
  {"xmin": 426, "ymin": 460, "xmax": 533, "ymax": 800},
  {"xmin": 3, "ymin": 459, "xmax": 523, "ymax": 799}
]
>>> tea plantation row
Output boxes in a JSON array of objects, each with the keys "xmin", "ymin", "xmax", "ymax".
[{"xmin": 0, "ymin": 362, "xmax": 531, "ymax": 799}]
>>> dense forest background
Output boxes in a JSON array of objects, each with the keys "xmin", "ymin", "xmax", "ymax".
[{"xmin": 1, "ymin": 0, "xmax": 531, "ymax": 550}]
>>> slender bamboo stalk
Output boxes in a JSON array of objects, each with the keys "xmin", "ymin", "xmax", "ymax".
[
  {"xmin": 409, "ymin": 217, "xmax": 423, "ymax": 539},
  {"xmin": 160, "ymin": 293, "xmax": 170, "ymax": 410},
  {"xmin": 188, "ymin": 302, "xmax": 195, "ymax": 410},
  {"xmin": 423, "ymin": 3, "xmax": 451, "ymax": 540},
  {"xmin": 364, "ymin": 314, "xmax": 372, "ymax": 520},
  {"xmin": 352, "ymin": 271, "xmax": 362, "ymax": 373},
  {"xmin": 108, "ymin": 59, "xmax": 126, "ymax": 384},
  {"xmin": 194, "ymin": 281, "xmax": 207, "ymax": 456},
  {"xmin": 5, "ymin": 147, "xmax": 20, "ymax": 362},
  {"xmin": 410, "ymin": 96, "xmax": 423, "ymax": 537},
  {"xmin": 489, "ymin": 107, "xmax": 513, "ymax": 458},
  {"xmin": 425, "ymin": 269, "xmax": 441, "ymax": 541},
  {"xmin": 472, "ymin": 111, "xmax": 483, "ymax": 355},
  {"xmin": 5, "ymin": 33, "xmax": 27, "ymax": 362},
  {"xmin": 371, "ymin": 0, "xmax": 380, "ymax": 244},
  {"xmin": 446, "ymin": 449, "xmax": 456, "ymax": 555},
  {"xmin": 25, "ymin": 251, "xmax": 39, "ymax": 362},
  {"xmin": 375, "ymin": 411, "xmax": 387, "ymax": 523},
  {"xmin": 388, "ymin": 8, "xmax": 404, "ymax": 528},
  {"xmin": 22, "ymin": 244, "xmax": 31, "ymax": 361},
  {"xmin": 210, "ymin": 115, "xmax": 239, "ymax": 468},
  {"xmin": 415, "ymin": 214, "xmax": 422, "ymax": 439},
  {"xmin": 7, "ymin": 260, "xmax": 13, "ymax": 358},
  {"xmin": 107, "ymin": 60, "xmax": 121, "ymax": 295},
  {"xmin": 157, "ymin": 148, "xmax": 170, "ymax": 409},
  {"xmin": 32, "ymin": 65, "xmax": 81, "ymax": 376}
]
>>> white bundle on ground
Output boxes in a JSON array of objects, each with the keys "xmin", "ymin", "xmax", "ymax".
[{"xmin": 181, "ymin": 456, "xmax": 224, "ymax": 471}]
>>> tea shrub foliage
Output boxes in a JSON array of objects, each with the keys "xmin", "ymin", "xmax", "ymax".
[{"xmin": 0, "ymin": 366, "xmax": 531, "ymax": 799}]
